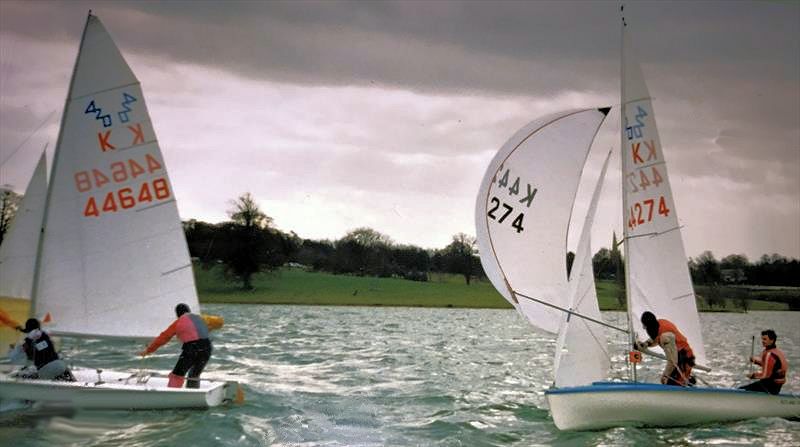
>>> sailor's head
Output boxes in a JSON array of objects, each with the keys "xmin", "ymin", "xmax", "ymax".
[
  {"xmin": 22, "ymin": 318, "xmax": 41, "ymax": 333},
  {"xmin": 761, "ymin": 329, "xmax": 777, "ymax": 347},
  {"xmin": 640, "ymin": 311, "xmax": 659, "ymax": 340},
  {"xmin": 175, "ymin": 303, "xmax": 191, "ymax": 318}
]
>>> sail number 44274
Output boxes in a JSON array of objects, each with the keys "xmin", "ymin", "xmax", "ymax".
[
  {"xmin": 487, "ymin": 197, "xmax": 525, "ymax": 233},
  {"xmin": 627, "ymin": 196, "xmax": 670, "ymax": 229}
]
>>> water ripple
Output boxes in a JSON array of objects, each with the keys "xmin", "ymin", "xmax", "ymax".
[{"xmin": 2, "ymin": 306, "xmax": 798, "ymax": 446}]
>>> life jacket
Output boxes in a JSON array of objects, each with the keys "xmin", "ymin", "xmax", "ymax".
[
  {"xmin": 761, "ymin": 346, "xmax": 788, "ymax": 385},
  {"xmin": 656, "ymin": 319, "xmax": 694, "ymax": 359},
  {"xmin": 23, "ymin": 330, "xmax": 60, "ymax": 369},
  {"xmin": 175, "ymin": 313, "xmax": 210, "ymax": 344}
]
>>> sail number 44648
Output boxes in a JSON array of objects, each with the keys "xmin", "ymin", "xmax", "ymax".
[
  {"xmin": 82, "ymin": 178, "xmax": 171, "ymax": 217},
  {"xmin": 627, "ymin": 196, "xmax": 670, "ymax": 229},
  {"xmin": 73, "ymin": 154, "xmax": 171, "ymax": 218}
]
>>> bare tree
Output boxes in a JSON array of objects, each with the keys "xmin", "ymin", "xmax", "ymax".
[
  {"xmin": 222, "ymin": 192, "xmax": 275, "ymax": 290},
  {"xmin": 229, "ymin": 192, "xmax": 272, "ymax": 229}
]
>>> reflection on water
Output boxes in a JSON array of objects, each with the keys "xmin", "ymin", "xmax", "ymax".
[{"xmin": 1, "ymin": 306, "xmax": 798, "ymax": 446}]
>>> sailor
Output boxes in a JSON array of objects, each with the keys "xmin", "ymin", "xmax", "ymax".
[
  {"xmin": 634, "ymin": 311, "xmax": 695, "ymax": 386},
  {"xmin": 19, "ymin": 318, "xmax": 76, "ymax": 381},
  {"xmin": 140, "ymin": 303, "xmax": 214, "ymax": 389},
  {"xmin": 739, "ymin": 329, "xmax": 788, "ymax": 395}
]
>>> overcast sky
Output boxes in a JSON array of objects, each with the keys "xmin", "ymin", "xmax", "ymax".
[{"xmin": 1, "ymin": 0, "xmax": 798, "ymax": 260}]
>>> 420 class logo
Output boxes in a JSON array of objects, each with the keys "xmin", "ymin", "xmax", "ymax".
[{"xmin": 84, "ymin": 92, "xmax": 137, "ymax": 128}]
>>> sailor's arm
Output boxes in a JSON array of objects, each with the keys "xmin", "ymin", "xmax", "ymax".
[
  {"xmin": 660, "ymin": 332, "xmax": 678, "ymax": 380},
  {"xmin": 0, "ymin": 309, "xmax": 22, "ymax": 331},
  {"xmin": 140, "ymin": 320, "xmax": 179, "ymax": 355}
]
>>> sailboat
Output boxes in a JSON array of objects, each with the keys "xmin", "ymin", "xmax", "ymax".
[
  {"xmin": 475, "ymin": 14, "xmax": 799, "ymax": 431},
  {"xmin": 0, "ymin": 153, "xmax": 47, "ymax": 349},
  {"xmin": 0, "ymin": 12, "xmax": 240, "ymax": 409}
]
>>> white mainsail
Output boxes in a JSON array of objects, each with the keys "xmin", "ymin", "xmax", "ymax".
[
  {"xmin": 476, "ymin": 108, "xmax": 609, "ymax": 334},
  {"xmin": 553, "ymin": 150, "xmax": 612, "ymax": 388},
  {"xmin": 32, "ymin": 14, "xmax": 199, "ymax": 338},
  {"xmin": 0, "ymin": 152, "xmax": 47, "ymax": 302},
  {"xmin": 621, "ymin": 28, "xmax": 706, "ymax": 364}
]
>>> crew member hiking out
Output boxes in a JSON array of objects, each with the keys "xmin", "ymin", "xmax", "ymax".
[
  {"xmin": 635, "ymin": 311, "xmax": 696, "ymax": 386},
  {"xmin": 20, "ymin": 318, "xmax": 75, "ymax": 381},
  {"xmin": 140, "ymin": 303, "xmax": 214, "ymax": 389},
  {"xmin": 739, "ymin": 329, "xmax": 788, "ymax": 395}
]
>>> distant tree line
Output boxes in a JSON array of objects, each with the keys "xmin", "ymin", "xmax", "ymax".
[
  {"xmin": 183, "ymin": 193, "xmax": 484, "ymax": 289},
  {"xmin": 688, "ymin": 251, "xmax": 799, "ymax": 287},
  {"xmin": 3, "ymin": 190, "xmax": 796, "ymax": 293}
]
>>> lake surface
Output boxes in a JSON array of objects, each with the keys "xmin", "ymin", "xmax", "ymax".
[{"xmin": 2, "ymin": 306, "xmax": 799, "ymax": 446}]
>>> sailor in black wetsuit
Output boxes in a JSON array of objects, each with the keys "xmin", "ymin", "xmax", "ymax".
[{"xmin": 21, "ymin": 318, "xmax": 75, "ymax": 381}]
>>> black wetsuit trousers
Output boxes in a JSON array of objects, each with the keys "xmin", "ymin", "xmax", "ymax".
[
  {"xmin": 172, "ymin": 339, "xmax": 212, "ymax": 389},
  {"xmin": 739, "ymin": 379, "xmax": 782, "ymax": 395}
]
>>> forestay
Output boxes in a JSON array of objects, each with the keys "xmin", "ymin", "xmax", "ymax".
[
  {"xmin": 554, "ymin": 150, "xmax": 612, "ymax": 387},
  {"xmin": 0, "ymin": 153, "xmax": 47, "ymax": 302},
  {"xmin": 621, "ymin": 30, "xmax": 706, "ymax": 364},
  {"xmin": 475, "ymin": 108, "xmax": 609, "ymax": 333},
  {"xmin": 33, "ymin": 15, "xmax": 199, "ymax": 338}
]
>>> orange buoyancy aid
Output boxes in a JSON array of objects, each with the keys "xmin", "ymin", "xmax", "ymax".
[
  {"xmin": 656, "ymin": 319, "xmax": 694, "ymax": 358},
  {"xmin": 760, "ymin": 347, "xmax": 788, "ymax": 384}
]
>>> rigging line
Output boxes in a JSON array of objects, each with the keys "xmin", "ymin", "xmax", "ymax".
[
  {"xmin": 513, "ymin": 290, "xmax": 629, "ymax": 334},
  {"xmin": 0, "ymin": 110, "xmax": 56, "ymax": 168},
  {"xmin": 639, "ymin": 347, "xmax": 712, "ymax": 372},
  {"xmin": 578, "ymin": 314, "xmax": 615, "ymax": 365}
]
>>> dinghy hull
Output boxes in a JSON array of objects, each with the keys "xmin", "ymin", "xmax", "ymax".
[
  {"xmin": 0, "ymin": 366, "xmax": 239, "ymax": 410},
  {"xmin": 546, "ymin": 382, "xmax": 800, "ymax": 430}
]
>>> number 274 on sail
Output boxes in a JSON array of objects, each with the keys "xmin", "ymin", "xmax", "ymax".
[{"xmin": 487, "ymin": 197, "xmax": 525, "ymax": 233}]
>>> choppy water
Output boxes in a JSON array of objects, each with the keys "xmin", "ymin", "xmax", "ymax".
[{"xmin": 2, "ymin": 306, "xmax": 799, "ymax": 446}]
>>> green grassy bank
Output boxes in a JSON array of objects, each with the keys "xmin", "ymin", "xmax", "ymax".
[{"xmin": 196, "ymin": 266, "xmax": 794, "ymax": 311}]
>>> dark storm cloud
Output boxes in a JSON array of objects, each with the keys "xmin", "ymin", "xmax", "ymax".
[{"xmin": 1, "ymin": 0, "xmax": 797, "ymax": 256}]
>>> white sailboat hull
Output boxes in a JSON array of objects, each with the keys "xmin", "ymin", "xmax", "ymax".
[
  {"xmin": 546, "ymin": 382, "xmax": 800, "ymax": 430},
  {"xmin": 0, "ymin": 365, "xmax": 240, "ymax": 410}
]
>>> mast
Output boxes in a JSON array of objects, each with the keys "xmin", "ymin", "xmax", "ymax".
[
  {"xmin": 29, "ymin": 11, "xmax": 93, "ymax": 317},
  {"xmin": 620, "ymin": 5, "xmax": 637, "ymax": 382}
]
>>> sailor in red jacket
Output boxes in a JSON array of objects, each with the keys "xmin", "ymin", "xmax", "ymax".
[
  {"xmin": 140, "ymin": 303, "xmax": 212, "ymax": 388},
  {"xmin": 740, "ymin": 329, "xmax": 788, "ymax": 395},
  {"xmin": 635, "ymin": 311, "xmax": 696, "ymax": 386}
]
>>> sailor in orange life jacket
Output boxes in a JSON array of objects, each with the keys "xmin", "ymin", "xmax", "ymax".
[
  {"xmin": 739, "ymin": 329, "xmax": 788, "ymax": 395},
  {"xmin": 139, "ymin": 303, "xmax": 216, "ymax": 389},
  {"xmin": 634, "ymin": 311, "xmax": 696, "ymax": 386}
]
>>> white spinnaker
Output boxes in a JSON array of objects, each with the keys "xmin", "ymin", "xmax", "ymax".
[
  {"xmin": 0, "ymin": 152, "xmax": 47, "ymax": 302},
  {"xmin": 554, "ymin": 149, "xmax": 612, "ymax": 388},
  {"xmin": 33, "ymin": 15, "xmax": 198, "ymax": 338},
  {"xmin": 475, "ymin": 108, "xmax": 609, "ymax": 334},
  {"xmin": 621, "ymin": 29, "xmax": 706, "ymax": 365}
]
